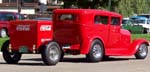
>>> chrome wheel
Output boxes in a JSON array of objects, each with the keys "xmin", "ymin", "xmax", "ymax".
[
  {"xmin": 41, "ymin": 41, "xmax": 61, "ymax": 65},
  {"xmin": 49, "ymin": 46, "xmax": 59, "ymax": 61},
  {"xmin": 92, "ymin": 44, "xmax": 102, "ymax": 59},
  {"xmin": 0, "ymin": 29, "xmax": 7, "ymax": 38},
  {"xmin": 135, "ymin": 43, "xmax": 148, "ymax": 59},
  {"xmin": 86, "ymin": 40, "xmax": 104, "ymax": 62},
  {"xmin": 138, "ymin": 44, "xmax": 147, "ymax": 57}
]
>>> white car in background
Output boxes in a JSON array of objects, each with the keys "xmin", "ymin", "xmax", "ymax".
[{"xmin": 130, "ymin": 16, "xmax": 150, "ymax": 33}]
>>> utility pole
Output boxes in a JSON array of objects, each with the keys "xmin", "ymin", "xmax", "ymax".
[
  {"xmin": 108, "ymin": 0, "xmax": 111, "ymax": 11},
  {"xmin": 17, "ymin": 0, "xmax": 21, "ymax": 14}
]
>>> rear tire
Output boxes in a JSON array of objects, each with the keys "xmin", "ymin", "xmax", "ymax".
[
  {"xmin": 41, "ymin": 41, "xmax": 61, "ymax": 65},
  {"xmin": 60, "ymin": 51, "xmax": 64, "ymax": 61},
  {"xmin": 102, "ymin": 55, "xmax": 109, "ymax": 60},
  {"xmin": 86, "ymin": 39, "xmax": 104, "ymax": 62},
  {"xmin": 2, "ymin": 41, "xmax": 22, "ymax": 64},
  {"xmin": 135, "ymin": 43, "xmax": 148, "ymax": 59}
]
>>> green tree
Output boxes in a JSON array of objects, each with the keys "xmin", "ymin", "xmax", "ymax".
[
  {"xmin": 63, "ymin": 0, "xmax": 120, "ymax": 9},
  {"xmin": 132, "ymin": 0, "xmax": 149, "ymax": 14},
  {"xmin": 63, "ymin": 0, "xmax": 150, "ymax": 17},
  {"xmin": 63, "ymin": 0, "xmax": 76, "ymax": 8},
  {"xmin": 117, "ymin": 0, "xmax": 134, "ymax": 17}
]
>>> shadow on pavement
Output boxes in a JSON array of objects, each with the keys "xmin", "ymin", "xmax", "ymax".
[
  {"xmin": 21, "ymin": 56, "xmax": 137, "ymax": 63},
  {"xmin": 0, "ymin": 57, "xmax": 138, "ymax": 66},
  {"xmin": 17, "ymin": 63, "xmax": 46, "ymax": 66},
  {"xmin": 0, "ymin": 61, "xmax": 46, "ymax": 66},
  {"xmin": 22, "ymin": 58, "xmax": 42, "ymax": 61},
  {"xmin": 61, "ymin": 57, "xmax": 136, "ymax": 63}
]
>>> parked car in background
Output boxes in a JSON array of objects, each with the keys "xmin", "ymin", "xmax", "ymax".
[
  {"xmin": 130, "ymin": 16, "xmax": 150, "ymax": 33},
  {"xmin": 122, "ymin": 18, "xmax": 132, "ymax": 25},
  {"xmin": 0, "ymin": 11, "xmax": 25, "ymax": 37},
  {"xmin": 122, "ymin": 18, "xmax": 144, "ymax": 34},
  {"xmin": 137, "ymin": 14, "xmax": 150, "ymax": 19}
]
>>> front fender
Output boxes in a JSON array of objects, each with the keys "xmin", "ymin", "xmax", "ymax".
[{"xmin": 129, "ymin": 39, "xmax": 149, "ymax": 55}]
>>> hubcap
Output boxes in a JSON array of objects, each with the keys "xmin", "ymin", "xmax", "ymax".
[
  {"xmin": 92, "ymin": 44, "xmax": 102, "ymax": 58},
  {"xmin": 10, "ymin": 53, "xmax": 15, "ymax": 58},
  {"xmin": 138, "ymin": 44, "xmax": 147, "ymax": 57},
  {"xmin": 1, "ymin": 29, "xmax": 7, "ymax": 37},
  {"xmin": 49, "ymin": 46, "xmax": 59, "ymax": 61}
]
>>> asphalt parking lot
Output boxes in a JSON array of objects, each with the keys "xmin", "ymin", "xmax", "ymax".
[{"xmin": 0, "ymin": 52, "xmax": 150, "ymax": 72}]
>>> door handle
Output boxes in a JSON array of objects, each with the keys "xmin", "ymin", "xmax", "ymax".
[{"xmin": 111, "ymin": 30, "xmax": 116, "ymax": 32}]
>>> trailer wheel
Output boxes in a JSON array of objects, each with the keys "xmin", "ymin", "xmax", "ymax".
[
  {"xmin": 41, "ymin": 41, "xmax": 61, "ymax": 65},
  {"xmin": 0, "ymin": 28, "xmax": 8, "ymax": 38},
  {"xmin": 86, "ymin": 39, "xmax": 104, "ymax": 62},
  {"xmin": 135, "ymin": 43, "xmax": 148, "ymax": 59},
  {"xmin": 2, "ymin": 41, "xmax": 22, "ymax": 64}
]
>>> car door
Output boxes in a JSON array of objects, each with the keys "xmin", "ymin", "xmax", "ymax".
[
  {"xmin": 94, "ymin": 15, "xmax": 109, "ymax": 45},
  {"xmin": 107, "ymin": 17, "xmax": 121, "ymax": 49}
]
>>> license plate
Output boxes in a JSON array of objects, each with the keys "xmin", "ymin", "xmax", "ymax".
[{"xmin": 19, "ymin": 46, "xmax": 28, "ymax": 53}]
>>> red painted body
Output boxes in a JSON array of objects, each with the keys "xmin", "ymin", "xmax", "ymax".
[
  {"xmin": 53, "ymin": 9, "xmax": 149, "ymax": 56},
  {"xmin": 9, "ymin": 9, "xmax": 149, "ymax": 57},
  {"xmin": 10, "ymin": 20, "xmax": 52, "ymax": 53}
]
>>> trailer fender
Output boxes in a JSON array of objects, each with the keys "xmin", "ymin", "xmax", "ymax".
[{"xmin": 1, "ymin": 40, "xmax": 9, "ymax": 52}]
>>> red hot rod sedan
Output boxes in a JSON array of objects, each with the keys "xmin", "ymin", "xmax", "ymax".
[{"xmin": 1, "ymin": 9, "xmax": 149, "ymax": 66}]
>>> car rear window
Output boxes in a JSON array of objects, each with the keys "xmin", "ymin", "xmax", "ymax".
[{"xmin": 59, "ymin": 14, "xmax": 76, "ymax": 21}]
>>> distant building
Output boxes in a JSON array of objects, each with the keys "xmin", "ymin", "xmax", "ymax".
[{"xmin": 0, "ymin": 0, "xmax": 63, "ymax": 14}]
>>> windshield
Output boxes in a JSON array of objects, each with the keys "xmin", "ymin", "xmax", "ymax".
[
  {"xmin": 134, "ymin": 20, "xmax": 146, "ymax": 24},
  {"xmin": 0, "ymin": 13, "xmax": 16, "ymax": 21},
  {"xmin": 122, "ymin": 19, "xmax": 133, "ymax": 25}
]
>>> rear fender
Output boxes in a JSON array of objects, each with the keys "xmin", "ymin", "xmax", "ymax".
[
  {"xmin": 80, "ymin": 36, "xmax": 105, "ymax": 54},
  {"xmin": 129, "ymin": 39, "xmax": 149, "ymax": 55},
  {"xmin": 41, "ymin": 41, "xmax": 51, "ymax": 46},
  {"xmin": 38, "ymin": 40, "xmax": 52, "ymax": 53}
]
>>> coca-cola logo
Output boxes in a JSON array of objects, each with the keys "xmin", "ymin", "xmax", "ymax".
[
  {"xmin": 16, "ymin": 25, "xmax": 30, "ymax": 31},
  {"xmin": 40, "ymin": 25, "xmax": 51, "ymax": 31}
]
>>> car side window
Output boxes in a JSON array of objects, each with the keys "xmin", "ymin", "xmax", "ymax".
[
  {"xmin": 111, "ymin": 17, "xmax": 120, "ymax": 25},
  {"xmin": 94, "ymin": 16, "xmax": 108, "ymax": 25}
]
